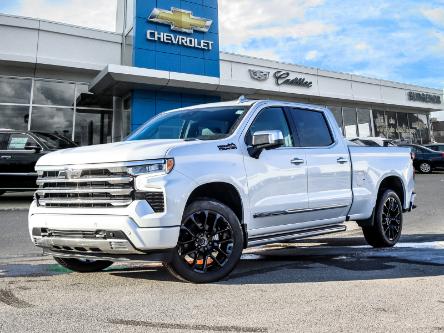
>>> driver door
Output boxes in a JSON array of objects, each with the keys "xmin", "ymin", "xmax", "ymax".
[{"xmin": 243, "ymin": 107, "xmax": 308, "ymax": 237}]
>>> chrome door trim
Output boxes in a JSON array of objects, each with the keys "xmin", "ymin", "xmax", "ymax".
[{"xmin": 253, "ymin": 204, "xmax": 349, "ymax": 219}]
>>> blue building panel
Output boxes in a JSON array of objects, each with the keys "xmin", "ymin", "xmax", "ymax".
[{"xmin": 130, "ymin": 0, "xmax": 221, "ymax": 132}]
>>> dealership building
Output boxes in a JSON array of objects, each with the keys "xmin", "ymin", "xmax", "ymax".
[{"xmin": 0, "ymin": 0, "xmax": 442, "ymax": 146}]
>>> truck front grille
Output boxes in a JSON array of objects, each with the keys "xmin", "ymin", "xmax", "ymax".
[{"xmin": 36, "ymin": 167, "xmax": 134, "ymax": 208}]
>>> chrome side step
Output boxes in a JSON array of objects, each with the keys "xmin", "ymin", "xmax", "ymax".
[{"xmin": 247, "ymin": 224, "xmax": 347, "ymax": 247}]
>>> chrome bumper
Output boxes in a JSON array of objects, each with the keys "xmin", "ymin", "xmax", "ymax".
[{"xmin": 33, "ymin": 235, "xmax": 143, "ymax": 255}]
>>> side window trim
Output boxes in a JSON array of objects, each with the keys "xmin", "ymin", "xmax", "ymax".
[
  {"xmin": 243, "ymin": 107, "xmax": 299, "ymax": 148},
  {"xmin": 286, "ymin": 107, "xmax": 336, "ymax": 148}
]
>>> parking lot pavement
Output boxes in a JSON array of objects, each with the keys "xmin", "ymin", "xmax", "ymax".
[{"xmin": 0, "ymin": 173, "xmax": 443, "ymax": 332}]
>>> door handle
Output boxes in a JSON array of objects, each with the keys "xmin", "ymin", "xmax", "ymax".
[
  {"xmin": 337, "ymin": 157, "xmax": 349, "ymax": 164},
  {"xmin": 0, "ymin": 155, "xmax": 11, "ymax": 160},
  {"xmin": 291, "ymin": 158, "xmax": 305, "ymax": 165}
]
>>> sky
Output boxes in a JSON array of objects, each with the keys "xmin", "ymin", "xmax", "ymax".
[{"xmin": 0, "ymin": 0, "xmax": 443, "ymax": 119}]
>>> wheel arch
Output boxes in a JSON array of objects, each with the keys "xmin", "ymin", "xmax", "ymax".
[
  {"xmin": 357, "ymin": 174, "xmax": 406, "ymax": 228},
  {"xmin": 185, "ymin": 182, "xmax": 247, "ymax": 247}
]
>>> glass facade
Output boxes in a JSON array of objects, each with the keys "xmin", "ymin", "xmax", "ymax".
[
  {"xmin": 0, "ymin": 74, "xmax": 433, "ymax": 146},
  {"xmin": 0, "ymin": 76, "xmax": 113, "ymax": 146},
  {"xmin": 328, "ymin": 105, "xmax": 430, "ymax": 144}
]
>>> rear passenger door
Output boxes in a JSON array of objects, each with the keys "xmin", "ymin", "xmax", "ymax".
[{"xmin": 287, "ymin": 108, "xmax": 352, "ymax": 224}]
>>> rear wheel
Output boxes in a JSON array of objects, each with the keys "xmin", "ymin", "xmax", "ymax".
[
  {"xmin": 419, "ymin": 162, "xmax": 432, "ymax": 174},
  {"xmin": 164, "ymin": 200, "xmax": 244, "ymax": 283},
  {"xmin": 362, "ymin": 189, "xmax": 403, "ymax": 248},
  {"xmin": 53, "ymin": 257, "xmax": 113, "ymax": 273}
]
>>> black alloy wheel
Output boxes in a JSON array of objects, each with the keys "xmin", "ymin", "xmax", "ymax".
[
  {"xmin": 381, "ymin": 196, "xmax": 402, "ymax": 242},
  {"xmin": 164, "ymin": 200, "xmax": 243, "ymax": 283},
  {"xmin": 363, "ymin": 189, "xmax": 403, "ymax": 248}
]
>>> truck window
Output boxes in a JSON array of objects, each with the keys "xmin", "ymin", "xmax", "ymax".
[
  {"xmin": 245, "ymin": 107, "xmax": 294, "ymax": 147},
  {"xmin": 290, "ymin": 109, "xmax": 334, "ymax": 147},
  {"xmin": 127, "ymin": 107, "xmax": 248, "ymax": 141}
]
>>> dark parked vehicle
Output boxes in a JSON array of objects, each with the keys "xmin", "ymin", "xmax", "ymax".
[
  {"xmin": 0, "ymin": 130, "xmax": 77, "ymax": 195},
  {"xmin": 425, "ymin": 144, "xmax": 444, "ymax": 152},
  {"xmin": 398, "ymin": 144, "xmax": 444, "ymax": 174}
]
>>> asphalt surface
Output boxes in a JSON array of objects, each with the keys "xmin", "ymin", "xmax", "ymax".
[{"xmin": 0, "ymin": 173, "xmax": 443, "ymax": 332}]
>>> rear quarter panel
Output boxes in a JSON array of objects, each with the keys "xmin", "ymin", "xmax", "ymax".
[{"xmin": 348, "ymin": 146, "xmax": 414, "ymax": 221}]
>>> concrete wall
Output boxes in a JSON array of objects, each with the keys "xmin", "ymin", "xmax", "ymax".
[{"xmin": 0, "ymin": 14, "xmax": 122, "ymax": 81}]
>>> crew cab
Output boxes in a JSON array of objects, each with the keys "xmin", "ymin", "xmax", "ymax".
[
  {"xmin": 0, "ymin": 129, "xmax": 77, "ymax": 196},
  {"xmin": 29, "ymin": 99, "xmax": 415, "ymax": 283}
]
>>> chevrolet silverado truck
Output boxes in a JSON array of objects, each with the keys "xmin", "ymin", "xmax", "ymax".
[{"xmin": 29, "ymin": 98, "xmax": 416, "ymax": 283}]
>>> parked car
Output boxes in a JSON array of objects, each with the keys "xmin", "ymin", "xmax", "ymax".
[
  {"xmin": 29, "ymin": 99, "xmax": 415, "ymax": 283},
  {"xmin": 0, "ymin": 129, "xmax": 77, "ymax": 195},
  {"xmin": 425, "ymin": 143, "xmax": 444, "ymax": 152},
  {"xmin": 350, "ymin": 137, "xmax": 396, "ymax": 147},
  {"xmin": 398, "ymin": 144, "xmax": 444, "ymax": 173}
]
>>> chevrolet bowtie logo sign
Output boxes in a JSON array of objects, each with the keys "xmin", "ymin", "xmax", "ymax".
[{"xmin": 149, "ymin": 7, "xmax": 212, "ymax": 34}]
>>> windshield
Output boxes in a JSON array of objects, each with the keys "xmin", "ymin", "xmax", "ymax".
[
  {"xmin": 127, "ymin": 107, "xmax": 249, "ymax": 141},
  {"xmin": 34, "ymin": 132, "xmax": 77, "ymax": 149}
]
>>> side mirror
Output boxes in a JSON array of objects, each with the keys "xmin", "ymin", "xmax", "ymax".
[
  {"xmin": 25, "ymin": 145, "xmax": 42, "ymax": 153},
  {"xmin": 248, "ymin": 130, "xmax": 284, "ymax": 159}
]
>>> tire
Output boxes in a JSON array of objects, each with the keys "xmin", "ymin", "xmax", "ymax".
[
  {"xmin": 164, "ymin": 199, "xmax": 244, "ymax": 283},
  {"xmin": 418, "ymin": 162, "xmax": 432, "ymax": 174},
  {"xmin": 362, "ymin": 189, "xmax": 403, "ymax": 248},
  {"xmin": 53, "ymin": 257, "xmax": 113, "ymax": 273}
]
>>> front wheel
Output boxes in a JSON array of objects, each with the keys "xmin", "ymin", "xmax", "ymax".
[
  {"xmin": 164, "ymin": 200, "xmax": 244, "ymax": 283},
  {"xmin": 362, "ymin": 189, "xmax": 403, "ymax": 248},
  {"xmin": 418, "ymin": 162, "xmax": 432, "ymax": 174},
  {"xmin": 53, "ymin": 257, "xmax": 113, "ymax": 273}
]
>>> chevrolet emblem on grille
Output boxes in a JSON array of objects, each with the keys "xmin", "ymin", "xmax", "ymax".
[
  {"xmin": 58, "ymin": 169, "xmax": 82, "ymax": 179},
  {"xmin": 148, "ymin": 7, "xmax": 212, "ymax": 34}
]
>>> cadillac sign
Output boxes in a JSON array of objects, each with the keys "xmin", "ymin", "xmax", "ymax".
[
  {"xmin": 249, "ymin": 69, "xmax": 313, "ymax": 88},
  {"xmin": 147, "ymin": 8, "xmax": 214, "ymax": 51}
]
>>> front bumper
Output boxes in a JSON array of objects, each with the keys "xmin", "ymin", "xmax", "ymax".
[{"xmin": 28, "ymin": 209, "xmax": 181, "ymax": 258}]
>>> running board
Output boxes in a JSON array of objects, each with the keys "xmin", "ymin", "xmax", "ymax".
[{"xmin": 247, "ymin": 224, "xmax": 347, "ymax": 247}]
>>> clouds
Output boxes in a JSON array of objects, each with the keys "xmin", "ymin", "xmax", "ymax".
[
  {"xmin": 0, "ymin": 0, "xmax": 442, "ymax": 93},
  {"xmin": 5, "ymin": 0, "xmax": 117, "ymax": 31}
]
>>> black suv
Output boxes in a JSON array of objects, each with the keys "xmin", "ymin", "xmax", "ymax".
[{"xmin": 0, "ymin": 130, "xmax": 77, "ymax": 195}]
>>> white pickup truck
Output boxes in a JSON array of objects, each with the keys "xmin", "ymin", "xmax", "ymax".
[{"xmin": 29, "ymin": 98, "xmax": 415, "ymax": 283}]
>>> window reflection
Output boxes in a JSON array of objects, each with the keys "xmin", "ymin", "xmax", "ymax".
[
  {"xmin": 343, "ymin": 107, "xmax": 358, "ymax": 138},
  {"xmin": 74, "ymin": 109, "xmax": 112, "ymax": 146},
  {"xmin": 30, "ymin": 106, "xmax": 74, "ymax": 139},
  {"xmin": 0, "ymin": 105, "xmax": 30, "ymax": 130},
  {"xmin": 33, "ymin": 80, "xmax": 75, "ymax": 106},
  {"xmin": 385, "ymin": 111, "xmax": 398, "ymax": 140},
  {"xmin": 0, "ymin": 77, "xmax": 32, "ymax": 104},
  {"xmin": 327, "ymin": 106, "xmax": 343, "ymax": 132},
  {"xmin": 396, "ymin": 112, "xmax": 412, "ymax": 142},
  {"xmin": 357, "ymin": 109, "xmax": 371, "ymax": 137}
]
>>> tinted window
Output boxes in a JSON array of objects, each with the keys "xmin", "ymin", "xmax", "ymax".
[
  {"xmin": 128, "ymin": 107, "xmax": 248, "ymax": 141},
  {"xmin": 290, "ymin": 109, "xmax": 334, "ymax": 147},
  {"xmin": 245, "ymin": 108, "xmax": 293, "ymax": 147},
  {"xmin": 0, "ymin": 133, "xmax": 10, "ymax": 150},
  {"xmin": 5, "ymin": 133, "xmax": 38, "ymax": 151}
]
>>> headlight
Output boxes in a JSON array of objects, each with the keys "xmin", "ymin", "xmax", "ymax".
[{"xmin": 127, "ymin": 159, "xmax": 175, "ymax": 176}]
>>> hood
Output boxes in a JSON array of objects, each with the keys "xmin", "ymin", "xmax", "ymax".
[{"xmin": 36, "ymin": 140, "xmax": 185, "ymax": 166}]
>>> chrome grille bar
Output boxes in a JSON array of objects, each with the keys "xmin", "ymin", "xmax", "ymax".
[
  {"xmin": 36, "ymin": 176, "xmax": 132, "ymax": 185},
  {"xmin": 36, "ymin": 166, "xmax": 135, "ymax": 208},
  {"xmin": 36, "ymin": 188, "xmax": 133, "ymax": 196}
]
